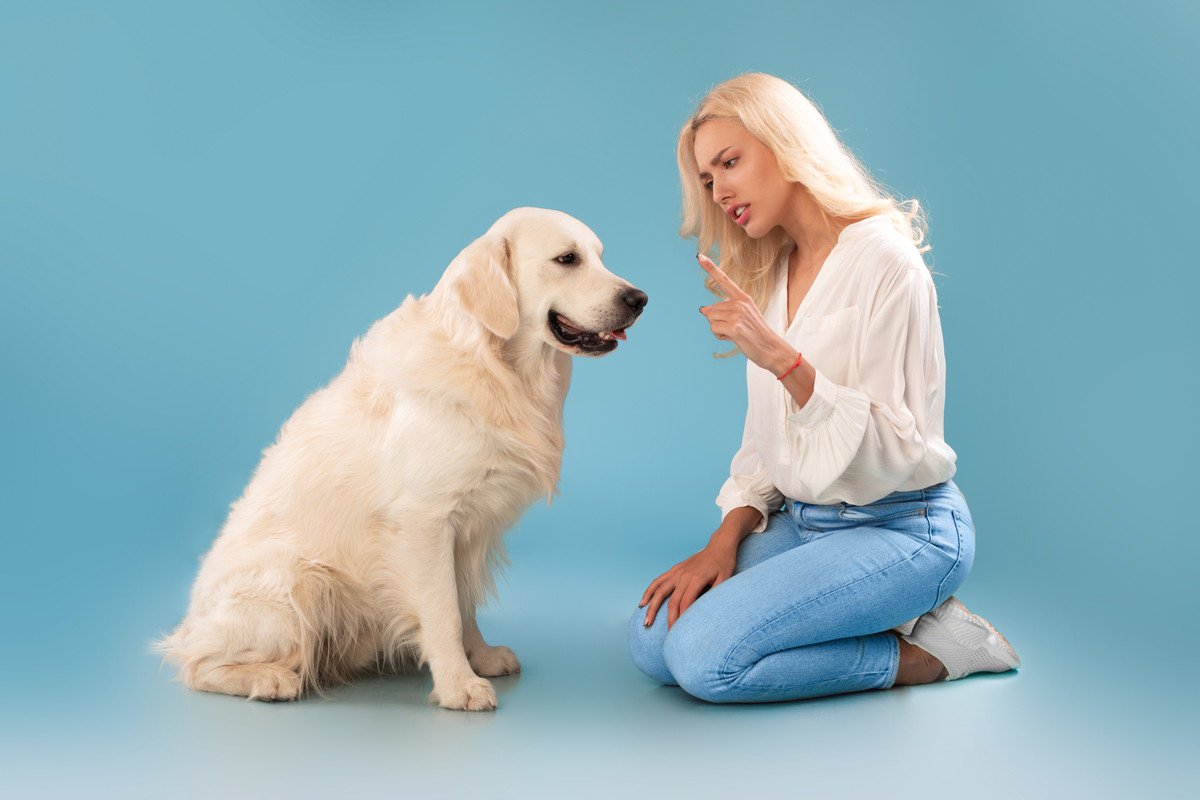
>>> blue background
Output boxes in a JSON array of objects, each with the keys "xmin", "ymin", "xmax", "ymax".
[{"xmin": 2, "ymin": 1, "xmax": 1196, "ymax": 797}]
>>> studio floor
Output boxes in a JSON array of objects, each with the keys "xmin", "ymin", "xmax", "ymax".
[{"xmin": 4, "ymin": 542, "xmax": 1191, "ymax": 799}]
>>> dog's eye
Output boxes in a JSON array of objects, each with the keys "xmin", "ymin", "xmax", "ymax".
[{"xmin": 554, "ymin": 252, "xmax": 578, "ymax": 266}]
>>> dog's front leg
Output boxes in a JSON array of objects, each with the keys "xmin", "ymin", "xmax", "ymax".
[
  {"xmin": 404, "ymin": 527, "xmax": 498, "ymax": 711},
  {"xmin": 462, "ymin": 609, "xmax": 521, "ymax": 677}
]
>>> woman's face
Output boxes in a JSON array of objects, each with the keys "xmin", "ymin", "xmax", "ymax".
[{"xmin": 692, "ymin": 117, "xmax": 794, "ymax": 239}]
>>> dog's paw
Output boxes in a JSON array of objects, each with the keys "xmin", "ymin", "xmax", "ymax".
[
  {"xmin": 429, "ymin": 675, "xmax": 498, "ymax": 711},
  {"xmin": 468, "ymin": 645, "xmax": 521, "ymax": 677},
  {"xmin": 246, "ymin": 666, "xmax": 303, "ymax": 702}
]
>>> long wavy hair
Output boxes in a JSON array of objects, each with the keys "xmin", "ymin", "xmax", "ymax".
[{"xmin": 678, "ymin": 72, "xmax": 931, "ymax": 312}]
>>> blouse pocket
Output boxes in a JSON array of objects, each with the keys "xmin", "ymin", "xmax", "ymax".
[{"xmin": 796, "ymin": 304, "xmax": 860, "ymax": 334}]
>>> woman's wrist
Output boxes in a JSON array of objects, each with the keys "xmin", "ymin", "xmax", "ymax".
[
  {"xmin": 710, "ymin": 507, "xmax": 762, "ymax": 549},
  {"xmin": 766, "ymin": 340, "xmax": 800, "ymax": 377},
  {"xmin": 708, "ymin": 529, "xmax": 739, "ymax": 552}
]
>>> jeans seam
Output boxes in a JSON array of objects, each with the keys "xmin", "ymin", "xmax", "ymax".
[
  {"xmin": 883, "ymin": 629, "xmax": 900, "ymax": 689},
  {"xmin": 718, "ymin": 538, "xmax": 932, "ymax": 679},
  {"xmin": 937, "ymin": 510, "xmax": 967, "ymax": 605},
  {"xmin": 762, "ymin": 669, "xmax": 894, "ymax": 693}
]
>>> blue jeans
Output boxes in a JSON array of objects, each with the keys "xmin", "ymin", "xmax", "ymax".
[{"xmin": 627, "ymin": 480, "xmax": 975, "ymax": 703}]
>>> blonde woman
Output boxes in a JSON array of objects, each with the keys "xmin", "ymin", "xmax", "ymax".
[{"xmin": 627, "ymin": 73, "xmax": 1020, "ymax": 703}]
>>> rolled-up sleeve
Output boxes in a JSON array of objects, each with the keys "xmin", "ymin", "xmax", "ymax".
[
  {"xmin": 783, "ymin": 262, "xmax": 936, "ymax": 503},
  {"xmin": 716, "ymin": 406, "xmax": 784, "ymax": 534}
]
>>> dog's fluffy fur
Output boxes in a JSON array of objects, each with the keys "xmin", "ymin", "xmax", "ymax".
[{"xmin": 155, "ymin": 208, "xmax": 645, "ymax": 710}]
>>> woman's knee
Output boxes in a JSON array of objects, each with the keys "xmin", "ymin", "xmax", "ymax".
[
  {"xmin": 660, "ymin": 616, "xmax": 740, "ymax": 703},
  {"xmin": 626, "ymin": 604, "xmax": 676, "ymax": 686}
]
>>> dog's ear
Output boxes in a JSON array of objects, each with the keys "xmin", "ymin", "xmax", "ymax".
[{"xmin": 449, "ymin": 234, "xmax": 519, "ymax": 340}]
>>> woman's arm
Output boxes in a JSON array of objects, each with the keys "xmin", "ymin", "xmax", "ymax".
[
  {"xmin": 716, "ymin": 382, "xmax": 784, "ymax": 533},
  {"xmin": 639, "ymin": 505, "xmax": 763, "ymax": 629},
  {"xmin": 642, "ymin": 407, "xmax": 778, "ymax": 627},
  {"xmin": 695, "ymin": 253, "xmax": 819, "ymax": 405},
  {"xmin": 709, "ymin": 505, "xmax": 764, "ymax": 550}
]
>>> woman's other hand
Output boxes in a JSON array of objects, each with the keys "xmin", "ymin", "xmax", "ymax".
[
  {"xmin": 639, "ymin": 539, "xmax": 738, "ymax": 629},
  {"xmin": 697, "ymin": 254, "xmax": 794, "ymax": 375}
]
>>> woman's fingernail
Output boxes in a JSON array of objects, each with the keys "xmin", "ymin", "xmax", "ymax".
[{"xmin": 695, "ymin": 253, "xmax": 701, "ymax": 261}]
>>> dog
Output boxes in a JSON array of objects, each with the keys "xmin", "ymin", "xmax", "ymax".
[{"xmin": 155, "ymin": 207, "xmax": 647, "ymax": 710}]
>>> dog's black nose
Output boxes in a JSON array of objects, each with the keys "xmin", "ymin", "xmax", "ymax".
[{"xmin": 622, "ymin": 289, "xmax": 649, "ymax": 312}]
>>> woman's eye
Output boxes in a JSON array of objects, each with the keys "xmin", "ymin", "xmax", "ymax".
[
  {"xmin": 554, "ymin": 252, "xmax": 577, "ymax": 265},
  {"xmin": 723, "ymin": 157, "xmax": 738, "ymax": 169},
  {"xmin": 702, "ymin": 179, "xmax": 714, "ymax": 190}
]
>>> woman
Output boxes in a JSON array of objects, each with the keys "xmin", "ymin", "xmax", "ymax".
[{"xmin": 627, "ymin": 73, "xmax": 1020, "ymax": 703}]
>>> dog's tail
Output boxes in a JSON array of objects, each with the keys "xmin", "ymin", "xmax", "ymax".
[
  {"xmin": 149, "ymin": 622, "xmax": 198, "ymax": 688},
  {"xmin": 150, "ymin": 627, "xmax": 184, "ymax": 664},
  {"xmin": 149, "ymin": 558, "xmax": 379, "ymax": 698}
]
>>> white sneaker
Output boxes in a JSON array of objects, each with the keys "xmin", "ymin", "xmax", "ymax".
[{"xmin": 901, "ymin": 596, "xmax": 1021, "ymax": 680}]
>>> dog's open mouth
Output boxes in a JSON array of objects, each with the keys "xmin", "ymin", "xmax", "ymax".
[{"xmin": 548, "ymin": 311, "xmax": 627, "ymax": 354}]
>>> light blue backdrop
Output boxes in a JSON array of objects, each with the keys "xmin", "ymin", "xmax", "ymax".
[{"xmin": 2, "ymin": 1, "xmax": 1196, "ymax": 797}]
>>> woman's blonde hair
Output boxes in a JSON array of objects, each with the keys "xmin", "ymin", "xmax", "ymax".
[{"xmin": 678, "ymin": 72, "xmax": 930, "ymax": 311}]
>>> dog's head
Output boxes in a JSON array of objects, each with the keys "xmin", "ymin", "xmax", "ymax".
[{"xmin": 440, "ymin": 208, "xmax": 647, "ymax": 357}]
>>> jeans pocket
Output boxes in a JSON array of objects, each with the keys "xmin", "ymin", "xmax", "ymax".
[{"xmin": 837, "ymin": 495, "xmax": 928, "ymax": 525}]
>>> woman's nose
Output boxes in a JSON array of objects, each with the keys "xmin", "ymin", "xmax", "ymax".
[{"xmin": 712, "ymin": 178, "xmax": 732, "ymax": 204}]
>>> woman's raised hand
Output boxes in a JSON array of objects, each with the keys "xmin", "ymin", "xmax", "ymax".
[
  {"xmin": 697, "ymin": 254, "xmax": 793, "ymax": 375},
  {"xmin": 639, "ymin": 539, "xmax": 738, "ymax": 629}
]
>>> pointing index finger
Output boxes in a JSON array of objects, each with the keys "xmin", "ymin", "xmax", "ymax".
[{"xmin": 696, "ymin": 254, "xmax": 750, "ymax": 301}]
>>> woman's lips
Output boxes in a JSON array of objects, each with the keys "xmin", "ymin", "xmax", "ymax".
[{"xmin": 735, "ymin": 205, "xmax": 750, "ymax": 225}]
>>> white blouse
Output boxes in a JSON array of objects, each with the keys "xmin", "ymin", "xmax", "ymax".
[{"xmin": 716, "ymin": 215, "xmax": 958, "ymax": 533}]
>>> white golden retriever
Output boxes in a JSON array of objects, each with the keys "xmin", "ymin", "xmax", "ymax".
[{"xmin": 155, "ymin": 207, "xmax": 646, "ymax": 710}]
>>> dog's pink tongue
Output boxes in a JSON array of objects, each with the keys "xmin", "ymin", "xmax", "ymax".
[{"xmin": 612, "ymin": 329, "xmax": 627, "ymax": 341}]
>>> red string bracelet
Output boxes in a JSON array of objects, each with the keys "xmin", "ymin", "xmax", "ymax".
[{"xmin": 777, "ymin": 351, "xmax": 804, "ymax": 380}]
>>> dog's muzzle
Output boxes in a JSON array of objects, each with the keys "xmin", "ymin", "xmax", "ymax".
[{"xmin": 548, "ymin": 289, "xmax": 647, "ymax": 355}]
